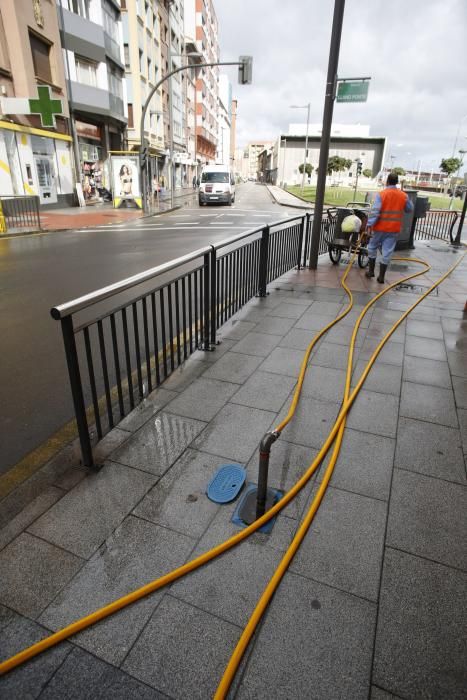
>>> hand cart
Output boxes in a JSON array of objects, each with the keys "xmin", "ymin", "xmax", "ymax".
[{"xmin": 324, "ymin": 203, "xmax": 371, "ymax": 268}]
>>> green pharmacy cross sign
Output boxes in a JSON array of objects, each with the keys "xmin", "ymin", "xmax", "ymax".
[
  {"xmin": 0, "ymin": 85, "xmax": 63, "ymax": 128},
  {"xmin": 28, "ymin": 86, "xmax": 63, "ymax": 127},
  {"xmin": 336, "ymin": 79, "xmax": 370, "ymax": 103}
]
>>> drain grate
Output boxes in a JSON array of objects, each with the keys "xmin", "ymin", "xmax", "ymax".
[{"xmin": 395, "ymin": 283, "xmax": 438, "ymax": 296}]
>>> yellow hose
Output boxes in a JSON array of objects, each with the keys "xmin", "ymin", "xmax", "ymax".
[
  {"xmin": 214, "ymin": 250, "xmax": 465, "ymax": 698},
  {"xmin": 0, "ymin": 248, "xmax": 463, "ymax": 679}
]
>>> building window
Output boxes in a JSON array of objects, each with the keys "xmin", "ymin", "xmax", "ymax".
[
  {"xmin": 147, "ymin": 58, "xmax": 152, "ymax": 81},
  {"xmin": 103, "ymin": 0, "xmax": 119, "ymax": 42},
  {"xmin": 29, "ymin": 32, "xmax": 53, "ymax": 83},
  {"xmin": 70, "ymin": 0, "xmax": 91, "ymax": 19},
  {"xmin": 127, "ymin": 104, "xmax": 134, "ymax": 128},
  {"xmin": 75, "ymin": 56, "xmax": 98, "ymax": 87},
  {"xmin": 108, "ymin": 65, "xmax": 123, "ymax": 99},
  {"xmin": 124, "ymin": 43, "xmax": 130, "ymax": 69},
  {"xmin": 139, "ymin": 49, "xmax": 144, "ymax": 75}
]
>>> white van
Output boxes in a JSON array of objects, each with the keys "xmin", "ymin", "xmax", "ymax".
[{"xmin": 198, "ymin": 165, "xmax": 236, "ymax": 206}]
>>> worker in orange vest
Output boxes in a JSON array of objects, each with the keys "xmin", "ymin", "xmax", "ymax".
[{"xmin": 366, "ymin": 172, "xmax": 414, "ymax": 283}]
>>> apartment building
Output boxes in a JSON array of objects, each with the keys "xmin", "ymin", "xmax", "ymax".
[
  {"xmin": 57, "ymin": 0, "xmax": 127, "ymax": 198},
  {"xmin": 185, "ymin": 0, "xmax": 219, "ymax": 165},
  {"xmin": 0, "ymin": 0, "xmax": 74, "ymax": 207},
  {"xmin": 245, "ymin": 141, "xmax": 272, "ymax": 180},
  {"xmin": 122, "ymin": 0, "xmax": 165, "ymax": 188}
]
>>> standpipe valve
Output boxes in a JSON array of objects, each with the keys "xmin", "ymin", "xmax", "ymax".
[{"xmin": 256, "ymin": 431, "xmax": 280, "ymax": 518}]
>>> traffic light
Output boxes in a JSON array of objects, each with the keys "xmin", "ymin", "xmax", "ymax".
[
  {"xmin": 357, "ymin": 161, "xmax": 363, "ymax": 175},
  {"xmin": 238, "ymin": 56, "xmax": 253, "ymax": 85}
]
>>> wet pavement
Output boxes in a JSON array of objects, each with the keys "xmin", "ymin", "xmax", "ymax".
[{"xmin": 0, "ymin": 241, "xmax": 466, "ymax": 699}]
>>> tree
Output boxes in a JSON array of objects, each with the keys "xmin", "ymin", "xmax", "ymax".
[
  {"xmin": 440, "ymin": 157, "xmax": 462, "ymax": 177},
  {"xmin": 392, "ymin": 166, "xmax": 406, "ymax": 177},
  {"xmin": 327, "ymin": 155, "xmax": 347, "ymax": 175},
  {"xmin": 298, "ymin": 162, "xmax": 314, "ymax": 176},
  {"xmin": 343, "ymin": 159, "xmax": 352, "ymax": 170},
  {"xmin": 362, "ymin": 168, "xmax": 372, "ymax": 178}
]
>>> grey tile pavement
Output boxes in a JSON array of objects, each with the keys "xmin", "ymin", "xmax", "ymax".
[
  {"xmin": 122, "ymin": 595, "xmax": 241, "ymax": 699},
  {"xmin": 400, "ymin": 381, "xmax": 458, "ymax": 427},
  {"xmin": 28, "ymin": 461, "xmax": 157, "ymax": 558},
  {"xmin": 164, "ymin": 377, "xmax": 238, "ymax": 421},
  {"xmin": 237, "ymin": 571, "xmax": 376, "ymax": 700},
  {"xmin": 0, "ymin": 614, "xmax": 73, "ymax": 699},
  {"xmin": 373, "ymin": 548, "xmax": 467, "ymax": 699},
  {"xmin": 192, "ymin": 402, "xmax": 276, "ymax": 463},
  {"xmin": 230, "ymin": 370, "xmax": 296, "ymax": 412},
  {"xmin": 316, "ymin": 427, "xmax": 395, "ymax": 501},
  {"xmin": 0, "ymin": 243, "xmax": 465, "ymax": 698},
  {"xmin": 39, "ymin": 647, "xmax": 166, "ymax": 699},
  {"xmin": 39, "ymin": 515, "xmax": 194, "ymax": 667},
  {"xmin": 291, "ymin": 485, "xmax": 387, "ymax": 601},
  {"xmin": 394, "ymin": 417, "xmax": 465, "ymax": 483},
  {"xmin": 0, "ymin": 533, "xmax": 83, "ymax": 618},
  {"xmin": 201, "ymin": 351, "xmax": 263, "ymax": 383},
  {"xmin": 133, "ymin": 449, "xmax": 221, "ymax": 538},
  {"xmin": 111, "ymin": 412, "xmax": 206, "ymax": 476},
  {"xmin": 229, "ymin": 330, "xmax": 282, "ymax": 357},
  {"xmin": 346, "ymin": 389, "xmax": 399, "ymax": 438},
  {"xmin": 386, "ymin": 469, "xmax": 467, "ymax": 569},
  {"xmin": 402, "ymin": 355, "xmax": 452, "ymax": 388}
]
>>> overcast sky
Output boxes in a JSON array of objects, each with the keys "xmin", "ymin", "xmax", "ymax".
[{"xmin": 213, "ymin": 0, "xmax": 467, "ymax": 173}]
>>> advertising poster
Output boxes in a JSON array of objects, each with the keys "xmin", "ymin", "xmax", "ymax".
[{"xmin": 111, "ymin": 155, "xmax": 142, "ymax": 209}]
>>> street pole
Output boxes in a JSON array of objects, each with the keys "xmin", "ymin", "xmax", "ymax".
[
  {"xmin": 140, "ymin": 60, "xmax": 244, "ymax": 212},
  {"xmin": 281, "ymin": 138, "xmax": 287, "ymax": 186},
  {"xmin": 301, "ymin": 104, "xmax": 310, "ymax": 193},
  {"xmin": 168, "ymin": 0, "xmax": 175, "ymax": 209},
  {"xmin": 308, "ymin": 0, "xmax": 346, "ymax": 269},
  {"xmin": 453, "ymin": 184, "xmax": 467, "ymax": 246}
]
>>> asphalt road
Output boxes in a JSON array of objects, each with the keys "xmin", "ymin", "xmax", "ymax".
[{"xmin": 0, "ymin": 183, "xmax": 296, "ymax": 475}]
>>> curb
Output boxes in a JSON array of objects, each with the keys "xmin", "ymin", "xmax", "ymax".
[{"xmin": 266, "ymin": 185, "xmax": 313, "ymax": 211}]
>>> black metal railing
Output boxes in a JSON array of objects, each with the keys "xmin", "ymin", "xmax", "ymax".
[
  {"xmin": 414, "ymin": 209, "xmax": 458, "ymax": 243},
  {"xmin": 0, "ymin": 195, "xmax": 41, "ymax": 232},
  {"xmin": 51, "ymin": 205, "xmax": 460, "ymax": 469},
  {"xmin": 51, "ymin": 215, "xmax": 307, "ymax": 469}
]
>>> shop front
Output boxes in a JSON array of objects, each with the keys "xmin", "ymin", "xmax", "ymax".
[
  {"xmin": 76, "ymin": 121, "xmax": 110, "ymax": 203},
  {"xmin": 0, "ymin": 121, "xmax": 74, "ymax": 208}
]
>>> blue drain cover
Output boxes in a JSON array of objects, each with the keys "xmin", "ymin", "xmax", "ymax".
[{"xmin": 207, "ymin": 464, "xmax": 246, "ymax": 503}]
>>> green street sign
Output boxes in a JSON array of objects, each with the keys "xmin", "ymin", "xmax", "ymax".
[
  {"xmin": 336, "ymin": 80, "xmax": 369, "ymax": 103},
  {"xmin": 28, "ymin": 86, "xmax": 63, "ymax": 127}
]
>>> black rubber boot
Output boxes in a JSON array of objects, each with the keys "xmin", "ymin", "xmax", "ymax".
[
  {"xmin": 377, "ymin": 263, "xmax": 387, "ymax": 284},
  {"xmin": 365, "ymin": 258, "xmax": 376, "ymax": 278}
]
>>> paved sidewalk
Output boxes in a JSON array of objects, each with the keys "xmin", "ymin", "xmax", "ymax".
[
  {"xmin": 266, "ymin": 184, "xmax": 313, "ymax": 210},
  {"xmin": 38, "ymin": 187, "xmax": 198, "ymax": 232},
  {"xmin": 0, "ymin": 242, "xmax": 466, "ymax": 699}
]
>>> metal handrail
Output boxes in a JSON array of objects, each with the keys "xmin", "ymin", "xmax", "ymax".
[
  {"xmin": 51, "ymin": 214, "xmax": 305, "ymax": 320},
  {"xmin": 51, "ymin": 244, "xmax": 211, "ymax": 320}
]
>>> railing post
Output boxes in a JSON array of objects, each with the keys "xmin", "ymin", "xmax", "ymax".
[
  {"xmin": 302, "ymin": 213, "xmax": 311, "ymax": 268},
  {"xmin": 35, "ymin": 196, "xmax": 41, "ymax": 230},
  {"xmin": 453, "ymin": 204, "xmax": 464, "ymax": 246},
  {"xmin": 200, "ymin": 251, "xmax": 213, "ymax": 350},
  {"xmin": 209, "ymin": 245, "xmax": 217, "ymax": 346},
  {"xmin": 256, "ymin": 224, "xmax": 270, "ymax": 297},
  {"xmin": 59, "ymin": 315, "xmax": 96, "ymax": 469}
]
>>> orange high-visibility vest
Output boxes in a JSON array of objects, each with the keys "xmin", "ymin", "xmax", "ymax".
[{"xmin": 373, "ymin": 188, "xmax": 408, "ymax": 233}]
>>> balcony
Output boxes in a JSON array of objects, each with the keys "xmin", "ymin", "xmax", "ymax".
[
  {"xmin": 69, "ymin": 82, "xmax": 126, "ymax": 124},
  {"xmin": 58, "ymin": 7, "xmax": 105, "ymax": 64}
]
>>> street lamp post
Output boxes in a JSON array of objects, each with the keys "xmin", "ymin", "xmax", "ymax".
[
  {"xmin": 451, "ymin": 114, "xmax": 467, "ymax": 157},
  {"xmin": 281, "ymin": 138, "xmax": 287, "ymax": 186},
  {"xmin": 290, "ymin": 103, "xmax": 310, "ymax": 193},
  {"xmin": 140, "ymin": 58, "xmax": 250, "ymax": 211}
]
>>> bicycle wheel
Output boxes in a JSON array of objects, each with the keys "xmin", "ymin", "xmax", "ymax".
[
  {"xmin": 358, "ymin": 249, "xmax": 369, "ymax": 268},
  {"xmin": 329, "ymin": 246, "xmax": 342, "ymax": 264}
]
